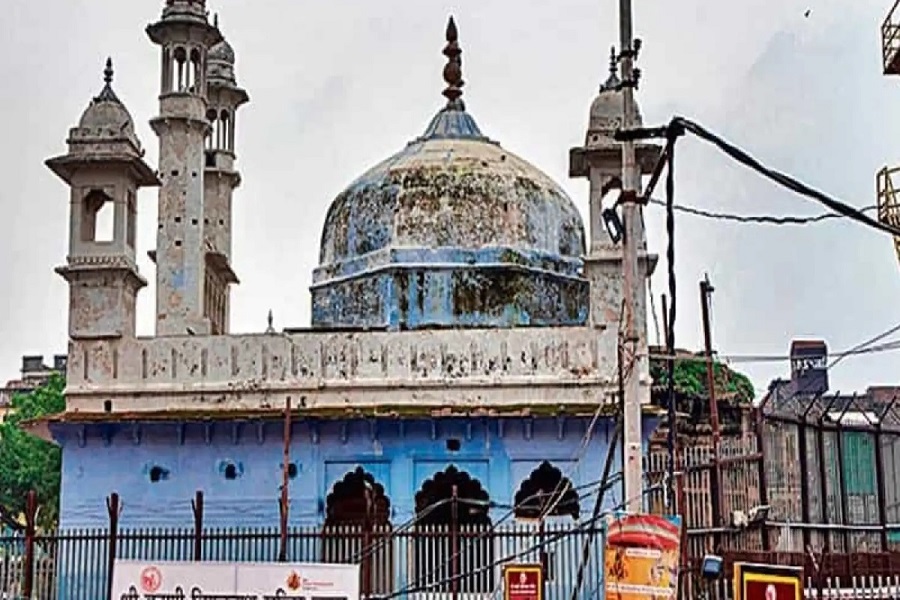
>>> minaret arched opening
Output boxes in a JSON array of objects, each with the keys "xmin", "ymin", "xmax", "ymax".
[{"xmin": 173, "ymin": 46, "xmax": 188, "ymax": 92}]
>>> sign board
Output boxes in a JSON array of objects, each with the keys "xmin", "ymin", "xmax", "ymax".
[
  {"xmin": 789, "ymin": 340, "xmax": 828, "ymax": 397},
  {"xmin": 733, "ymin": 562, "xmax": 803, "ymax": 600},
  {"xmin": 503, "ymin": 564, "xmax": 543, "ymax": 600},
  {"xmin": 112, "ymin": 559, "xmax": 360, "ymax": 600},
  {"xmin": 604, "ymin": 513, "xmax": 681, "ymax": 600}
]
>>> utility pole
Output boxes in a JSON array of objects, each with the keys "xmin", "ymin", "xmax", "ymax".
[
  {"xmin": 699, "ymin": 275, "xmax": 723, "ymax": 547},
  {"xmin": 618, "ymin": 0, "xmax": 645, "ymax": 513}
]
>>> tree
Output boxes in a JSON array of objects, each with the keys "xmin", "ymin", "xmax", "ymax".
[{"xmin": 0, "ymin": 373, "xmax": 65, "ymax": 530}]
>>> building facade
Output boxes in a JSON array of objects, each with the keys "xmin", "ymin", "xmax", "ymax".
[
  {"xmin": 34, "ymin": 0, "xmax": 660, "ymax": 559},
  {"xmin": 0, "ymin": 354, "xmax": 66, "ymax": 423}
]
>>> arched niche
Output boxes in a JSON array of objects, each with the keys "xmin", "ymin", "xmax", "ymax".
[
  {"xmin": 513, "ymin": 461, "xmax": 580, "ymax": 520},
  {"xmin": 325, "ymin": 466, "xmax": 391, "ymax": 526},
  {"xmin": 414, "ymin": 465, "xmax": 491, "ymax": 526},
  {"xmin": 413, "ymin": 465, "xmax": 494, "ymax": 593},
  {"xmin": 321, "ymin": 466, "xmax": 392, "ymax": 596}
]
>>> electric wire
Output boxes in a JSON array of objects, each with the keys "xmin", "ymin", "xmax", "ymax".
[
  {"xmin": 382, "ymin": 481, "xmax": 665, "ymax": 600},
  {"xmin": 387, "ymin": 477, "xmax": 624, "ymax": 596},
  {"xmin": 648, "ymin": 337, "xmax": 900, "ymax": 364},
  {"xmin": 352, "ymin": 475, "xmax": 619, "ymax": 565},
  {"xmin": 648, "ymin": 197, "xmax": 879, "ymax": 226},
  {"xmin": 671, "ymin": 116, "xmax": 900, "ymax": 238}
]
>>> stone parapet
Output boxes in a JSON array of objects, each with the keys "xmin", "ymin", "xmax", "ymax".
[{"xmin": 64, "ymin": 326, "xmax": 651, "ymax": 413}]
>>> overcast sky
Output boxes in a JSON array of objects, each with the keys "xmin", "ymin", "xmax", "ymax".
[{"xmin": 1, "ymin": 0, "xmax": 897, "ymax": 397}]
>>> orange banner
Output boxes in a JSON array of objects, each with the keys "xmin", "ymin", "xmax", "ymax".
[{"xmin": 604, "ymin": 513, "xmax": 681, "ymax": 600}]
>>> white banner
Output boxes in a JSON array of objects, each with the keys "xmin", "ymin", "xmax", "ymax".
[{"xmin": 111, "ymin": 559, "xmax": 361, "ymax": 600}]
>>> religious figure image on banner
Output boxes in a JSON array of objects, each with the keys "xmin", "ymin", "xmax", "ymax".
[
  {"xmin": 736, "ymin": 563, "xmax": 802, "ymax": 600},
  {"xmin": 604, "ymin": 513, "xmax": 682, "ymax": 600}
]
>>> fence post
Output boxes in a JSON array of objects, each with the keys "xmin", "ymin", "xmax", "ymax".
[
  {"xmin": 361, "ymin": 484, "xmax": 372, "ymax": 598},
  {"xmin": 106, "ymin": 493, "xmax": 121, "ymax": 600},
  {"xmin": 191, "ymin": 491, "xmax": 204, "ymax": 561},
  {"xmin": 22, "ymin": 490, "xmax": 37, "ymax": 600},
  {"xmin": 451, "ymin": 484, "xmax": 459, "ymax": 600}
]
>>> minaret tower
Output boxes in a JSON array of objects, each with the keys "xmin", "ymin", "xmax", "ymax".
[
  {"xmin": 146, "ymin": 0, "xmax": 222, "ymax": 335},
  {"xmin": 569, "ymin": 49, "xmax": 660, "ymax": 329},
  {"xmin": 47, "ymin": 59, "xmax": 159, "ymax": 339},
  {"xmin": 202, "ymin": 20, "xmax": 247, "ymax": 334}
]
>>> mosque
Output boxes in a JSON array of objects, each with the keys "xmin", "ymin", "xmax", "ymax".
[{"xmin": 32, "ymin": 0, "xmax": 661, "ymax": 570}]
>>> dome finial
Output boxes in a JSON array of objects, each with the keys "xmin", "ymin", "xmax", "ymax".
[
  {"xmin": 104, "ymin": 57, "xmax": 114, "ymax": 85},
  {"xmin": 94, "ymin": 57, "xmax": 121, "ymax": 103},
  {"xmin": 442, "ymin": 16, "xmax": 465, "ymax": 110},
  {"xmin": 600, "ymin": 46, "xmax": 621, "ymax": 92}
]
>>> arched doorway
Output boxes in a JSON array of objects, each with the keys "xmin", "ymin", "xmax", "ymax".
[
  {"xmin": 322, "ymin": 467, "xmax": 392, "ymax": 596},
  {"xmin": 414, "ymin": 466, "xmax": 494, "ymax": 594},
  {"xmin": 514, "ymin": 461, "xmax": 580, "ymax": 520}
]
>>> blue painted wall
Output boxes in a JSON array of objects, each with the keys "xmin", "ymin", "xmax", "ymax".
[{"xmin": 52, "ymin": 415, "xmax": 659, "ymax": 529}]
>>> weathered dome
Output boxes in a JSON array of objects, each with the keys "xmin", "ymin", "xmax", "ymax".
[
  {"xmin": 317, "ymin": 112, "xmax": 585, "ymax": 268},
  {"xmin": 310, "ymin": 17, "xmax": 589, "ymax": 331},
  {"xmin": 585, "ymin": 50, "xmax": 643, "ymax": 149},
  {"xmin": 207, "ymin": 35, "xmax": 239, "ymax": 88},
  {"xmin": 209, "ymin": 39, "xmax": 235, "ymax": 65}
]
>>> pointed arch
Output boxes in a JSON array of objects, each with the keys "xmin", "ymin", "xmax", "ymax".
[
  {"xmin": 414, "ymin": 465, "xmax": 494, "ymax": 593},
  {"xmin": 514, "ymin": 461, "xmax": 581, "ymax": 520},
  {"xmin": 321, "ymin": 467, "xmax": 392, "ymax": 596}
]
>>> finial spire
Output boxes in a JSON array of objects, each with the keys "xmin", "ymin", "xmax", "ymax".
[
  {"xmin": 104, "ymin": 57, "xmax": 114, "ymax": 84},
  {"xmin": 214, "ymin": 12, "xmax": 219, "ymax": 28},
  {"xmin": 94, "ymin": 57, "xmax": 121, "ymax": 103},
  {"xmin": 442, "ymin": 16, "xmax": 464, "ymax": 110},
  {"xmin": 600, "ymin": 46, "xmax": 621, "ymax": 92},
  {"xmin": 265, "ymin": 309, "xmax": 275, "ymax": 334}
]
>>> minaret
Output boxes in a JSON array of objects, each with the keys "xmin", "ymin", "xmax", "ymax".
[
  {"xmin": 569, "ymin": 49, "xmax": 660, "ymax": 329},
  {"xmin": 202, "ymin": 21, "xmax": 247, "ymax": 334},
  {"xmin": 47, "ymin": 59, "xmax": 159, "ymax": 339},
  {"xmin": 146, "ymin": 0, "xmax": 222, "ymax": 336}
]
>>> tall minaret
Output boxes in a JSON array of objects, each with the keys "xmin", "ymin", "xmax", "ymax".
[
  {"xmin": 202, "ymin": 22, "xmax": 248, "ymax": 334},
  {"xmin": 146, "ymin": 0, "xmax": 222, "ymax": 336},
  {"xmin": 47, "ymin": 59, "xmax": 159, "ymax": 339},
  {"xmin": 569, "ymin": 49, "xmax": 660, "ymax": 331}
]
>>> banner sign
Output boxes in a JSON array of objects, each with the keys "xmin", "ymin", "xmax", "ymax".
[
  {"xmin": 503, "ymin": 564, "xmax": 543, "ymax": 600},
  {"xmin": 733, "ymin": 562, "xmax": 803, "ymax": 600},
  {"xmin": 604, "ymin": 513, "xmax": 682, "ymax": 600},
  {"xmin": 112, "ymin": 559, "xmax": 360, "ymax": 600}
]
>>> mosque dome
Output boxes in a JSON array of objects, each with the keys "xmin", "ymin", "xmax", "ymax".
[
  {"xmin": 208, "ymin": 26, "xmax": 239, "ymax": 87},
  {"xmin": 77, "ymin": 59, "xmax": 136, "ymax": 136},
  {"xmin": 584, "ymin": 48, "xmax": 643, "ymax": 149},
  {"xmin": 210, "ymin": 39, "xmax": 235, "ymax": 65},
  {"xmin": 311, "ymin": 18, "xmax": 589, "ymax": 331}
]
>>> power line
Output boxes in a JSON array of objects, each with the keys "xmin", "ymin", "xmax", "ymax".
[
  {"xmin": 381, "ymin": 477, "xmax": 624, "ymax": 595},
  {"xmin": 382, "ymin": 481, "xmax": 666, "ymax": 600},
  {"xmin": 647, "ymin": 197, "xmax": 879, "ymax": 226},
  {"xmin": 648, "ymin": 336, "xmax": 900, "ymax": 365},
  {"xmin": 671, "ymin": 116, "xmax": 900, "ymax": 238}
]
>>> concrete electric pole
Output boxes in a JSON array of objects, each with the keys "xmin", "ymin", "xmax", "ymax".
[{"xmin": 618, "ymin": 0, "xmax": 645, "ymax": 513}]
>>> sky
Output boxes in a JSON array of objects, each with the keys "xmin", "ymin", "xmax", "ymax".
[{"xmin": 0, "ymin": 0, "xmax": 898, "ymax": 398}]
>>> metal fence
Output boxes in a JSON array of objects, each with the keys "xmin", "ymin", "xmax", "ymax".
[
  {"xmin": 0, "ymin": 521, "xmax": 606, "ymax": 600},
  {"xmin": 702, "ymin": 574, "xmax": 900, "ymax": 600}
]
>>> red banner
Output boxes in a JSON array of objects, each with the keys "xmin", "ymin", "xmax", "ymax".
[{"xmin": 503, "ymin": 564, "xmax": 543, "ymax": 600}]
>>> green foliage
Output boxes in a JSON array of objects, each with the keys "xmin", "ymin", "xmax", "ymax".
[
  {"xmin": 0, "ymin": 373, "xmax": 65, "ymax": 530},
  {"xmin": 650, "ymin": 355, "xmax": 755, "ymax": 405}
]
